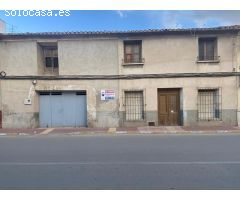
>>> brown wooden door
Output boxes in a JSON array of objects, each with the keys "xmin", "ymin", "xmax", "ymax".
[{"xmin": 158, "ymin": 89, "xmax": 180, "ymax": 126}]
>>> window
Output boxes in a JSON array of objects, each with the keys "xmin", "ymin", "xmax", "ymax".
[
  {"xmin": 197, "ymin": 89, "xmax": 221, "ymax": 121},
  {"xmin": 76, "ymin": 91, "xmax": 87, "ymax": 95},
  {"xmin": 43, "ymin": 47, "xmax": 58, "ymax": 69},
  {"xmin": 124, "ymin": 40, "xmax": 142, "ymax": 63},
  {"xmin": 124, "ymin": 91, "xmax": 144, "ymax": 121},
  {"xmin": 39, "ymin": 92, "xmax": 62, "ymax": 95},
  {"xmin": 198, "ymin": 37, "xmax": 218, "ymax": 61}
]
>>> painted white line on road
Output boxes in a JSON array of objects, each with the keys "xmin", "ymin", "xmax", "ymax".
[
  {"xmin": 1, "ymin": 161, "xmax": 240, "ymax": 165},
  {"xmin": 18, "ymin": 133, "xmax": 29, "ymax": 136}
]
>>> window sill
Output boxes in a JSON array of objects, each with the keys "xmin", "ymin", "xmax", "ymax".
[
  {"xmin": 198, "ymin": 119, "xmax": 221, "ymax": 121},
  {"xmin": 196, "ymin": 60, "xmax": 220, "ymax": 63},
  {"xmin": 124, "ymin": 119, "xmax": 146, "ymax": 122},
  {"xmin": 122, "ymin": 63, "xmax": 144, "ymax": 67}
]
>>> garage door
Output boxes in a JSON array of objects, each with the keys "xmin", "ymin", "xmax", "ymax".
[{"xmin": 39, "ymin": 91, "xmax": 87, "ymax": 127}]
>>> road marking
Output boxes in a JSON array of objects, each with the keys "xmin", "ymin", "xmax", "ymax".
[
  {"xmin": 139, "ymin": 130, "xmax": 152, "ymax": 134},
  {"xmin": 1, "ymin": 161, "xmax": 240, "ymax": 166},
  {"xmin": 40, "ymin": 128, "xmax": 54, "ymax": 135},
  {"xmin": 18, "ymin": 133, "xmax": 29, "ymax": 136},
  {"xmin": 116, "ymin": 131, "xmax": 127, "ymax": 134}
]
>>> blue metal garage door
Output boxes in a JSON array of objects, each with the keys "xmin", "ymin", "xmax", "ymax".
[{"xmin": 39, "ymin": 91, "xmax": 87, "ymax": 127}]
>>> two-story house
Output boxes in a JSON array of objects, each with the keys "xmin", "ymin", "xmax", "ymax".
[{"xmin": 0, "ymin": 25, "xmax": 240, "ymax": 128}]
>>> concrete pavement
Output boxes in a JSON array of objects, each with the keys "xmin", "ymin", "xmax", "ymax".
[
  {"xmin": 0, "ymin": 126, "xmax": 240, "ymax": 136},
  {"xmin": 1, "ymin": 134, "xmax": 240, "ymax": 189}
]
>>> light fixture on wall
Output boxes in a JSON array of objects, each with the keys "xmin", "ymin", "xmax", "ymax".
[{"xmin": 32, "ymin": 80, "xmax": 37, "ymax": 85}]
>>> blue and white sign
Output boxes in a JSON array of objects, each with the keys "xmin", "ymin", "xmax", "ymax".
[{"xmin": 101, "ymin": 89, "xmax": 115, "ymax": 100}]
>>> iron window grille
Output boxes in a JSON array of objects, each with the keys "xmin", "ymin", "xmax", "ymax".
[
  {"xmin": 123, "ymin": 40, "xmax": 143, "ymax": 63},
  {"xmin": 198, "ymin": 37, "xmax": 219, "ymax": 61},
  {"xmin": 197, "ymin": 88, "xmax": 222, "ymax": 121},
  {"xmin": 124, "ymin": 90, "xmax": 145, "ymax": 121}
]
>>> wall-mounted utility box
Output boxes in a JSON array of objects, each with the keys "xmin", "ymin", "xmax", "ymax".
[{"xmin": 24, "ymin": 98, "xmax": 32, "ymax": 105}]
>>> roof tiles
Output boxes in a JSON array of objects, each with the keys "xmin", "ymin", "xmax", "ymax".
[{"xmin": 1, "ymin": 25, "xmax": 240, "ymax": 39}]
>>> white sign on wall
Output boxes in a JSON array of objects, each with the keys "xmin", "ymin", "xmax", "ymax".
[{"xmin": 101, "ymin": 89, "xmax": 115, "ymax": 100}]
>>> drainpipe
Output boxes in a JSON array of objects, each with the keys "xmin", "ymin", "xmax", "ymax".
[
  {"xmin": 0, "ymin": 80, "xmax": 2, "ymax": 128},
  {"xmin": 0, "ymin": 19, "xmax": 6, "ymax": 128},
  {"xmin": 0, "ymin": 72, "xmax": 5, "ymax": 128},
  {"xmin": 236, "ymin": 32, "xmax": 240, "ymax": 126}
]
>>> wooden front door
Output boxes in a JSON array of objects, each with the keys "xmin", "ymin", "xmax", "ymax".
[{"xmin": 158, "ymin": 89, "xmax": 180, "ymax": 126}]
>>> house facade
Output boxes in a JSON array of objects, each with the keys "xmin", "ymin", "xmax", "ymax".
[{"xmin": 1, "ymin": 25, "xmax": 240, "ymax": 128}]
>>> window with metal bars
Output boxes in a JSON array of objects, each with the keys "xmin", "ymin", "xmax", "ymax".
[
  {"xmin": 124, "ymin": 91, "xmax": 144, "ymax": 121},
  {"xmin": 197, "ymin": 88, "xmax": 221, "ymax": 121}
]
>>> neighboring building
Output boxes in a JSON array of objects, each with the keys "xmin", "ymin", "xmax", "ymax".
[
  {"xmin": 1, "ymin": 25, "xmax": 240, "ymax": 128},
  {"xmin": 0, "ymin": 19, "xmax": 6, "ymax": 33}
]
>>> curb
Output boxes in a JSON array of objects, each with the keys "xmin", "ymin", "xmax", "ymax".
[{"xmin": 0, "ymin": 130, "xmax": 240, "ymax": 136}]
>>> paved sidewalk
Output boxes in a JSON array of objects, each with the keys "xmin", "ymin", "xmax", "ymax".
[{"xmin": 0, "ymin": 126, "xmax": 240, "ymax": 136}]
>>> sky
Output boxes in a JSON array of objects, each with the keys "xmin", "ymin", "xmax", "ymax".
[{"xmin": 0, "ymin": 10, "xmax": 240, "ymax": 33}]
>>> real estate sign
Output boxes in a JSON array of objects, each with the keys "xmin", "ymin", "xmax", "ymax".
[{"xmin": 101, "ymin": 89, "xmax": 115, "ymax": 100}]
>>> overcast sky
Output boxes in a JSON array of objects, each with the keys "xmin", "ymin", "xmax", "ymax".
[{"xmin": 0, "ymin": 10, "xmax": 239, "ymax": 33}]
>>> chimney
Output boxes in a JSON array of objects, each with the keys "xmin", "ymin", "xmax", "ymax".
[{"xmin": 0, "ymin": 19, "xmax": 6, "ymax": 33}]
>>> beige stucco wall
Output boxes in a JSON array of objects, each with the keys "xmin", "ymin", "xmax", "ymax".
[
  {"xmin": 1, "ymin": 76, "xmax": 237, "ymax": 128},
  {"xmin": 1, "ymin": 80, "xmax": 39, "ymax": 127},
  {"xmin": 0, "ymin": 32, "xmax": 239, "ymax": 128},
  {"xmin": 119, "ymin": 77, "xmax": 237, "ymax": 111},
  {"xmin": 0, "ymin": 40, "xmax": 38, "ymax": 76},
  {"xmin": 120, "ymin": 77, "xmax": 237, "ymax": 111},
  {"xmin": 1, "ymin": 79, "xmax": 120, "ymax": 128},
  {"xmin": 0, "ymin": 34, "xmax": 236, "ymax": 76},
  {"xmin": 119, "ymin": 76, "xmax": 238, "ymax": 126},
  {"xmin": 235, "ymin": 33, "xmax": 240, "ymax": 125},
  {"xmin": 58, "ymin": 39, "xmax": 119, "ymax": 75},
  {"xmin": 119, "ymin": 34, "xmax": 236, "ymax": 75},
  {"xmin": 0, "ymin": 38, "xmax": 120, "ymax": 77},
  {"xmin": 37, "ymin": 43, "xmax": 44, "ymax": 75}
]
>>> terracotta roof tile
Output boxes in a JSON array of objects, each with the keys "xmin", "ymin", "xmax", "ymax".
[{"xmin": 1, "ymin": 25, "xmax": 240, "ymax": 38}]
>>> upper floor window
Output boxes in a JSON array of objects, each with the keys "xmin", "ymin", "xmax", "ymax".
[
  {"xmin": 124, "ymin": 40, "xmax": 143, "ymax": 64},
  {"xmin": 198, "ymin": 37, "xmax": 219, "ymax": 62},
  {"xmin": 43, "ymin": 46, "xmax": 58, "ymax": 69}
]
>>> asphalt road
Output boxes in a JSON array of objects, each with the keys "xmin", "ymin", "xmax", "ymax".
[{"xmin": 0, "ymin": 133, "xmax": 240, "ymax": 189}]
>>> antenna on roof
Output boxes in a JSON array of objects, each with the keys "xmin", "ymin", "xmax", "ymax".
[
  {"xmin": 8, "ymin": 24, "xmax": 18, "ymax": 33},
  {"xmin": 190, "ymin": 29, "xmax": 196, "ymax": 37}
]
